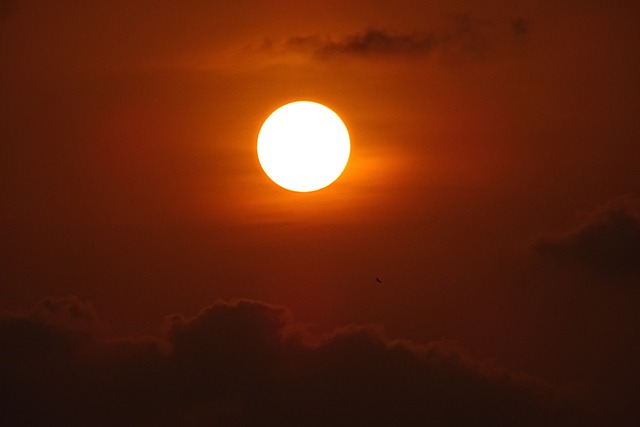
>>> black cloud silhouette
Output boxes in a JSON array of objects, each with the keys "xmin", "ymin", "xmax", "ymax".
[
  {"xmin": 277, "ymin": 14, "xmax": 527, "ymax": 61},
  {"xmin": 535, "ymin": 196, "xmax": 640, "ymax": 281},
  {"xmin": 286, "ymin": 29, "xmax": 437, "ymax": 57},
  {"xmin": 1, "ymin": 296, "xmax": 583, "ymax": 426}
]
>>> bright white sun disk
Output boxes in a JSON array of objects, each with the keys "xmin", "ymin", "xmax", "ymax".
[{"xmin": 257, "ymin": 101, "xmax": 350, "ymax": 192}]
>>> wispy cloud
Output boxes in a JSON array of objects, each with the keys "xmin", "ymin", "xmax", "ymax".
[
  {"xmin": 260, "ymin": 13, "xmax": 529, "ymax": 62},
  {"xmin": 285, "ymin": 28, "xmax": 437, "ymax": 58}
]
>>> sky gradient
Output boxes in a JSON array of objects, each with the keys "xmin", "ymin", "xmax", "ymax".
[{"xmin": 2, "ymin": 1, "xmax": 639, "ymax": 425}]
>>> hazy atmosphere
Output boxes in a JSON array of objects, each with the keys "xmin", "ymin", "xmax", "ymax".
[{"xmin": 2, "ymin": 1, "xmax": 639, "ymax": 425}]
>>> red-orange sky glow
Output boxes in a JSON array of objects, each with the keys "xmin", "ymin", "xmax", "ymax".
[{"xmin": 2, "ymin": 1, "xmax": 640, "ymax": 425}]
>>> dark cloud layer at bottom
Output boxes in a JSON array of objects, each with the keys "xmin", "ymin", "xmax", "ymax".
[{"xmin": 1, "ymin": 296, "xmax": 585, "ymax": 426}]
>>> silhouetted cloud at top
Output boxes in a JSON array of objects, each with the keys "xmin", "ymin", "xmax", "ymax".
[
  {"xmin": 286, "ymin": 29, "xmax": 437, "ymax": 57},
  {"xmin": 277, "ymin": 14, "xmax": 525, "ymax": 61}
]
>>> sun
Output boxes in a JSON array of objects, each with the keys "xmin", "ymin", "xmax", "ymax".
[{"xmin": 257, "ymin": 101, "xmax": 350, "ymax": 192}]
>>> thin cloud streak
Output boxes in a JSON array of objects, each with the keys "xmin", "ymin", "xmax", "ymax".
[
  {"xmin": 286, "ymin": 29, "xmax": 437, "ymax": 57},
  {"xmin": 266, "ymin": 13, "xmax": 530, "ymax": 61}
]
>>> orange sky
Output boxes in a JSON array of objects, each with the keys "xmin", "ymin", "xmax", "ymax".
[{"xmin": 2, "ymin": 1, "xmax": 640, "ymax": 424}]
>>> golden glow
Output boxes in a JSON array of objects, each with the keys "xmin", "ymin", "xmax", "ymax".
[{"xmin": 257, "ymin": 101, "xmax": 350, "ymax": 192}]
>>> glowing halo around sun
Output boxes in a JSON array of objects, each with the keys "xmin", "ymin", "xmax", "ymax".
[{"xmin": 257, "ymin": 101, "xmax": 350, "ymax": 192}]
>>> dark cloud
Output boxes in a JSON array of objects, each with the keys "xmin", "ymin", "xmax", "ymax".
[
  {"xmin": 0, "ymin": 296, "xmax": 583, "ymax": 426},
  {"xmin": 534, "ymin": 195, "xmax": 640, "ymax": 281},
  {"xmin": 286, "ymin": 29, "xmax": 437, "ymax": 57},
  {"xmin": 279, "ymin": 14, "xmax": 526, "ymax": 60}
]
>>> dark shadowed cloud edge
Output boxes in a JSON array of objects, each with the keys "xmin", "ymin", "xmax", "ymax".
[
  {"xmin": 0, "ymin": 296, "xmax": 587, "ymax": 426},
  {"xmin": 534, "ymin": 194, "xmax": 640, "ymax": 281}
]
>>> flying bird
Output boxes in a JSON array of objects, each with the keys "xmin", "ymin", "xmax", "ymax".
[{"xmin": 376, "ymin": 277, "xmax": 382, "ymax": 284}]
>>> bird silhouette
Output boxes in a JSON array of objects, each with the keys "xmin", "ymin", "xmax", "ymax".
[{"xmin": 376, "ymin": 277, "xmax": 382, "ymax": 284}]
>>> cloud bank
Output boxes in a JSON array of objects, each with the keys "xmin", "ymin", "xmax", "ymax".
[
  {"xmin": 535, "ymin": 195, "xmax": 640, "ymax": 281},
  {"xmin": 0, "ymin": 296, "xmax": 580, "ymax": 426}
]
